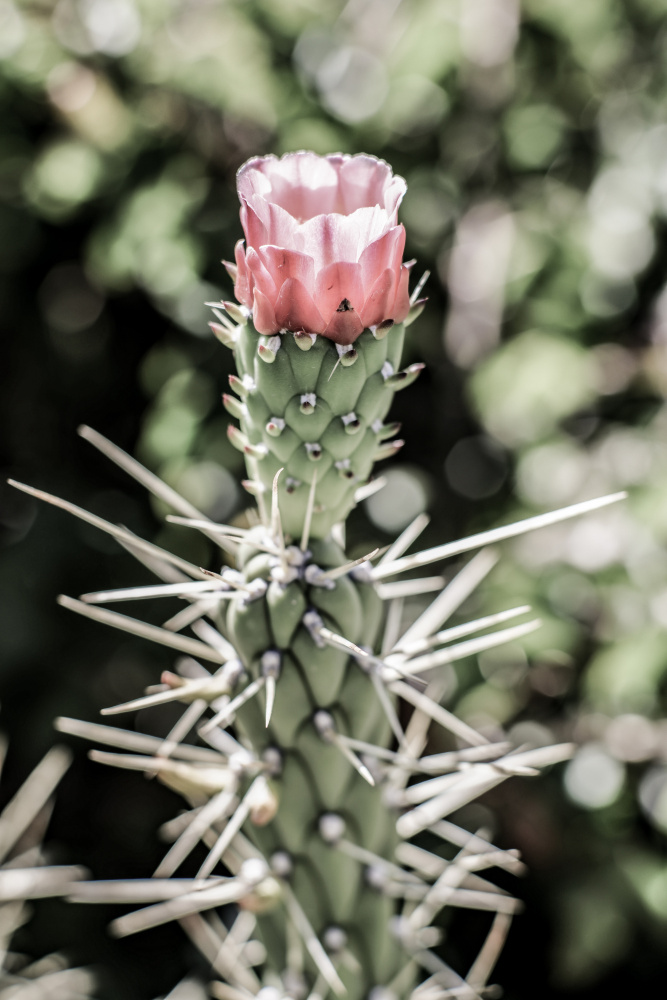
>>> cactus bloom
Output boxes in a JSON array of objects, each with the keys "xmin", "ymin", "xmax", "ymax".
[{"xmin": 233, "ymin": 151, "xmax": 411, "ymax": 344}]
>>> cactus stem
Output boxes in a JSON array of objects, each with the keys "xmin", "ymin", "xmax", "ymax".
[
  {"xmin": 305, "ymin": 442, "xmax": 323, "ymax": 461},
  {"xmin": 300, "ymin": 393, "xmax": 317, "ymax": 414},
  {"xmin": 199, "ymin": 676, "xmax": 265, "ymax": 736},
  {"xmin": 300, "ymin": 470, "xmax": 318, "ymax": 552},
  {"xmin": 314, "ymin": 711, "xmax": 375, "ymax": 787}
]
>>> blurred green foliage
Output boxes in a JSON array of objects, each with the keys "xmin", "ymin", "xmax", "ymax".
[{"xmin": 3, "ymin": 0, "xmax": 667, "ymax": 997}]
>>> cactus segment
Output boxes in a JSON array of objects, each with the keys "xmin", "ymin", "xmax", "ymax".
[
  {"xmin": 218, "ymin": 526, "xmax": 403, "ymax": 991},
  {"xmin": 228, "ymin": 323, "xmax": 407, "ymax": 539}
]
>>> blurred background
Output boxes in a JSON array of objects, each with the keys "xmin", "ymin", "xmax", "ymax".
[{"xmin": 2, "ymin": 0, "xmax": 667, "ymax": 996}]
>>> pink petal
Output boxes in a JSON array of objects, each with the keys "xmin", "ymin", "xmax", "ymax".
[
  {"xmin": 260, "ymin": 246, "xmax": 315, "ymax": 290},
  {"xmin": 322, "ymin": 309, "xmax": 364, "ymax": 346},
  {"xmin": 274, "ymin": 278, "xmax": 325, "ymax": 333},
  {"xmin": 237, "ymin": 155, "xmax": 277, "ymax": 201},
  {"xmin": 264, "ymin": 201, "xmax": 300, "ymax": 248},
  {"xmin": 234, "ymin": 240, "xmax": 252, "ymax": 308},
  {"xmin": 246, "ymin": 247, "xmax": 278, "ymax": 300},
  {"xmin": 252, "ymin": 287, "xmax": 278, "ymax": 334},
  {"xmin": 382, "ymin": 174, "xmax": 408, "ymax": 218},
  {"xmin": 240, "ymin": 199, "xmax": 269, "ymax": 251},
  {"xmin": 338, "ymin": 155, "xmax": 402, "ymax": 216},
  {"xmin": 390, "ymin": 264, "xmax": 411, "ymax": 323},
  {"xmin": 360, "ymin": 268, "xmax": 395, "ymax": 328},
  {"xmin": 349, "ymin": 206, "xmax": 393, "ymax": 251},
  {"xmin": 298, "ymin": 213, "xmax": 360, "ymax": 270},
  {"xmin": 239, "ymin": 152, "xmax": 341, "ymax": 221},
  {"xmin": 358, "ymin": 225, "xmax": 406, "ymax": 293},
  {"xmin": 237, "ymin": 151, "xmax": 406, "ymax": 223},
  {"xmin": 315, "ymin": 261, "xmax": 365, "ymax": 320},
  {"xmin": 268, "ymin": 153, "xmax": 340, "ymax": 220}
]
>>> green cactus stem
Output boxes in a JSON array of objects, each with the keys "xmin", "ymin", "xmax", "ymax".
[
  {"xmin": 228, "ymin": 321, "xmax": 412, "ymax": 540},
  {"xmin": 223, "ymin": 525, "xmax": 399, "ymax": 993}
]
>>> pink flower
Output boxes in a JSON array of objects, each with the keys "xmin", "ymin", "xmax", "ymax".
[{"xmin": 232, "ymin": 151, "xmax": 411, "ymax": 345}]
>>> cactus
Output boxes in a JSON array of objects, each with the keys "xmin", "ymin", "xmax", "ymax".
[
  {"xmin": 9, "ymin": 152, "xmax": 626, "ymax": 1000},
  {"xmin": 0, "ymin": 739, "xmax": 94, "ymax": 998}
]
